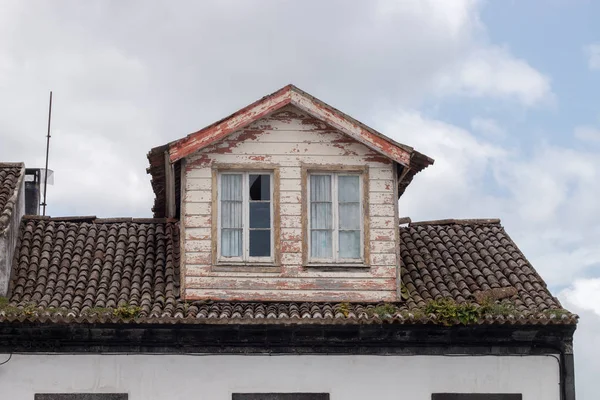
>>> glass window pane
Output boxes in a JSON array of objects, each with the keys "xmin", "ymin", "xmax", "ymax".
[
  {"xmin": 339, "ymin": 203, "xmax": 360, "ymax": 230},
  {"xmin": 221, "ymin": 229, "xmax": 242, "ymax": 257},
  {"xmin": 310, "ymin": 175, "xmax": 332, "ymax": 201},
  {"xmin": 249, "ymin": 174, "xmax": 270, "ymax": 201},
  {"xmin": 338, "ymin": 175, "xmax": 360, "ymax": 202},
  {"xmin": 249, "ymin": 230, "xmax": 271, "ymax": 257},
  {"xmin": 339, "ymin": 231, "xmax": 360, "ymax": 259},
  {"xmin": 250, "ymin": 202, "xmax": 270, "ymax": 228},
  {"xmin": 221, "ymin": 200, "xmax": 242, "ymax": 228},
  {"xmin": 311, "ymin": 230, "xmax": 332, "ymax": 258},
  {"xmin": 310, "ymin": 203, "xmax": 332, "ymax": 229},
  {"xmin": 221, "ymin": 174, "xmax": 242, "ymax": 200}
]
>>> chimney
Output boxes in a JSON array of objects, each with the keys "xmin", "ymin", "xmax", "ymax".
[{"xmin": 24, "ymin": 168, "xmax": 41, "ymax": 215}]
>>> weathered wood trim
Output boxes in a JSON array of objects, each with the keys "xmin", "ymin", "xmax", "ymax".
[
  {"xmin": 167, "ymin": 86, "xmax": 419, "ymax": 168},
  {"xmin": 393, "ymin": 163, "xmax": 401, "ymax": 301},
  {"xmin": 169, "ymin": 87, "xmax": 292, "ymax": 162},
  {"xmin": 301, "ymin": 165, "xmax": 308, "ymax": 267},
  {"xmin": 273, "ymin": 167, "xmax": 282, "ymax": 266},
  {"xmin": 185, "ymin": 288, "xmax": 396, "ymax": 302},
  {"xmin": 211, "ymin": 162, "xmax": 281, "ymax": 171},
  {"xmin": 210, "ymin": 162, "xmax": 281, "ymax": 270},
  {"xmin": 303, "ymin": 264, "xmax": 370, "ymax": 271},
  {"xmin": 290, "ymin": 90, "xmax": 411, "ymax": 166},
  {"xmin": 164, "ymin": 151, "xmax": 176, "ymax": 218},
  {"xmin": 300, "ymin": 164, "xmax": 369, "ymax": 173},
  {"xmin": 212, "ymin": 265, "xmax": 281, "ymax": 273},
  {"xmin": 180, "ymin": 158, "xmax": 187, "ymax": 299},
  {"xmin": 187, "ymin": 264, "xmax": 395, "ymax": 278},
  {"xmin": 185, "ymin": 276, "xmax": 396, "ymax": 291},
  {"xmin": 363, "ymin": 165, "xmax": 371, "ymax": 269},
  {"xmin": 211, "ymin": 167, "xmax": 218, "ymax": 267}
]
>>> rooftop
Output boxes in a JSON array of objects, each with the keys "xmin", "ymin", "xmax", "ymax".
[{"xmin": 0, "ymin": 216, "xmax": 576, "ymax": 326}]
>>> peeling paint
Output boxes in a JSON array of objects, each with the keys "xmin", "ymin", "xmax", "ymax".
[
  {"xmin": 169, "ymin": 85, "xmax": 414, "ymax": 166},
  {"xmin": 180, "ymin": 92, "xmax": 404, "ymax": 303}
]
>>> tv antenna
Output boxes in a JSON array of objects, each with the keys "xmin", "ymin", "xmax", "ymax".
[{"xmin": 41, "ymin": 91, "xmax": 52, "ymax": 216}]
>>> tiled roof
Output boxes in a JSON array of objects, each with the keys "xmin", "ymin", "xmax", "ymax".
[
  {"xmin": 0, "ymin": 217, "xmax": 576, "ymax": 326},
  {"xmin": 400, "ymin": 219, "xmax": 563, "ymax": 313},
  {"xmin": 0, "ymin": 163, "xmax": 24, "ymax": 233}
]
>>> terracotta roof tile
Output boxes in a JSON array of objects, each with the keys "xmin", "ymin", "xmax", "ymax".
[{"xmin": 0, "ymin": 217, "xmax": 576, "ymax": 326}]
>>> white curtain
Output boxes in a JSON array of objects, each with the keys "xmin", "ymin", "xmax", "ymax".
[
  {"xmin": 221, "ymin": 174, "xmax": 242, "ymax": 257},
  {"xmin": 310, "ymin": 175, "xmax": 332, "ymax": 258},
  {"xmin": 338, "ymin": 175, "xmax": 360, "ymax": 259}
]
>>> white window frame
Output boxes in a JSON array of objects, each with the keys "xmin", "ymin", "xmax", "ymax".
[
  {"xmin": 217, "ymin": 171, "xmax": 274, "ymax": 264},
  {"xmin": 307, "ymin": 172, "xmax": 364, "ymax": 264}
]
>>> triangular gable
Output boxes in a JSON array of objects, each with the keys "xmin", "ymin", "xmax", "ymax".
[
  {"xmin": 168, "ymin": 85, "xmax": 426, "ymax": 167},
  {"xmin": 147, "ymin": 84, "xmax": 434, "ymax": 218}
]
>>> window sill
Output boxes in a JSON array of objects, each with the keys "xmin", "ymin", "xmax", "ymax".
[
  {"xmin": 304, "ymin": 263, "xmax": 370, "ymax": 271},
  {"xmin": 212, "ymin": 264, "xmax": 280, "ymax": 273}
]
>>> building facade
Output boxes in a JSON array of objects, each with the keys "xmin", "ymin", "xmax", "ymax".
[{"xmin": 0, "ymin": 85, "xmax": 577, "ymax": 400}]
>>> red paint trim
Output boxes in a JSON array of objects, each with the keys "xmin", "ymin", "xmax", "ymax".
[
  {"xmin": 168, "ymin": 84, "xmax": 416, "ymax": 167},
  {"xmin": 169, "ymin": 86, "xmax": 293, "ymax": 162}
]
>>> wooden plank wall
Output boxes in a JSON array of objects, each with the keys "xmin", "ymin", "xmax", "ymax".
[{"xmin": 182, "ymin": 105, "xmax": 398, "ymax": 302}]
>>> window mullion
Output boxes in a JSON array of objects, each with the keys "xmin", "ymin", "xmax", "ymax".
[
  {"xmin": 243, "ymin": 172, "xmax": 249, "ymax": 261},
  {"xmin": 333, "ymin": 173, "xmax": 339, "ymax": 262},
  {"xmin": 360, "ymin": 174, "xmax": 364, "ymax": 261},
  {"xmin": 270, "ymin": 173, "xmax": 274, "ymax": 260}
]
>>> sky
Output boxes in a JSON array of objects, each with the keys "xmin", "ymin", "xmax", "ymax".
[{"xmin": 0, "ymin": 0, "xmax": 598, "ymax": 397}]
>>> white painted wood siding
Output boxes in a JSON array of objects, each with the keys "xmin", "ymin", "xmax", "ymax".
[{"xmin": 183, "ymin": 105, "xmax": 398, "ymax": 302}]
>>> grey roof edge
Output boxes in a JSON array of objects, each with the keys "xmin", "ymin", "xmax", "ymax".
[
  {"xmin": 21, "ymin": 215, "xmax": 176, "ymax": 224},
  {"xmin": 408, "ymin": 218, "xmax": 501, "ymax": 227}
]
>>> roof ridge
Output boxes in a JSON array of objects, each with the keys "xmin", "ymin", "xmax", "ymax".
[
  {"xmin": 22, "ymin": 215, "xmax": 177, "ymax": 224},
  {"xmin": 408, "ymin": 218, "xmax": 501, "ymax": 227},
  {"xmin": 0, "ymin": 162, "xmax": 25, "ymax": 168}
]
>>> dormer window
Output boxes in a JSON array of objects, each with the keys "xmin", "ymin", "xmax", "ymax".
[
  {"xmin": 304, "ymin": 166, "xmax": 368, "ymax": 266},
  {"xmin": 218, "ymin": 171, "xmax": 273, "ymax": 263}
]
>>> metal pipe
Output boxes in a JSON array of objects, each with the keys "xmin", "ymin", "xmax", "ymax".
[{"xmin": 42, "ymin": 91, "xmax": 52, "ymax": 216}]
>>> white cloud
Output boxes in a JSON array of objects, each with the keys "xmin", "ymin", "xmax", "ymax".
[
  {"xmin": 583, "ymin": 43, "xmax": 600, "ymax": 70},
  {"xmin": 0, "ymin": 0, "xmax": 554, "ymax": 218},
  {"xmin": 470, "ymin": 117, "xmax": 506, "ymax": 138},
  {"xmin": 380, "ymin": 111, "xmax": 506, "ymax": 218},
  {"xmin": 561, "ymin": 279, "xmax": 600, "ymax": 315},
  {"xmin": 435, "ymin": 46, "xmax": 554, "ymax": 106},
  {"xmin": 574, "ymin": 125, "xmax": 600, "ymax": 143},
  {"xmin": 381, "ymin": 113, "xmax": 600, "ymax": 288}
]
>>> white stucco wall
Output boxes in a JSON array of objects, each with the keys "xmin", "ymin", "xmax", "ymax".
[{"xmin": 0, "ymin": 354, "xmax": 560, "ymax": 400}]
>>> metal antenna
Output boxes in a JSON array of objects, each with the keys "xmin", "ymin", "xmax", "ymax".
[{"xmin": 42, "ymin": 91, "xmax": 52, "ymax": 216}]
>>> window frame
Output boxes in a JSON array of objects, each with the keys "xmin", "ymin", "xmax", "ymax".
[
  {"xmin": 232, "ymin": 395, "xmax": 330, "ymax": 400},
  {"xmin": 212, "ymin": 164, "xmax": 280, "ymax": 268},
  {"xmin": 35, "ymin": 395, "xmax": 128, "ymax": 400},
  {"xmin": 302, "ymin": 164, "xmax": 369, "ymax": 268},
  {"xmin": 431, "ymin": 395, "xmax": 522, "ymax": 400}
]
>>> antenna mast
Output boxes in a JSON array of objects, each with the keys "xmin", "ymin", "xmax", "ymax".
[{"xmin": 42, "ymin": 91, "xmax": 52, "ymax": 216}]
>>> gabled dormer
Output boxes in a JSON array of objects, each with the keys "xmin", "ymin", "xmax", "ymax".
[{"xmin": 147, "ymin": 85, "xmax": 433, "ymax": 302}]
